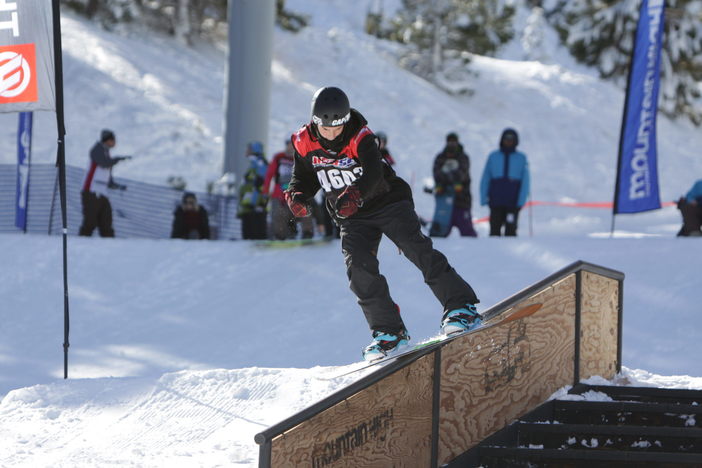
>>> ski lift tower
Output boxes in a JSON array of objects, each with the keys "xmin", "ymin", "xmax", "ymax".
[{"xmin": 222, "ymin": 1, "xmax": 274, "ymax": 182}]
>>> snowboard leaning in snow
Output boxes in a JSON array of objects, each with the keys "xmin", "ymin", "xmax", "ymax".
[
  {"xmin": 429, "ymin": 186, "xmax": 455, "ymax": 237},
  {"xmin": 328, "ymin": 303, "xmax": 543, "ymax": 379}
]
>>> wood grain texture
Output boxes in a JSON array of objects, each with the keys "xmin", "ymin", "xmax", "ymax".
[
  {"xmin": 271, "ymin": 353, "xmax": 435, "ymax": 468},
  {"xmin": 438, "ymin": 275, "xmax": 577, "ymax": 465},
  {"xmin": 579, "ymin": 271, "xmax": 619, "ymax": 380},
  {"xmin": 267, "ymin": 269, "xmax": 622, "ymax": 468}
]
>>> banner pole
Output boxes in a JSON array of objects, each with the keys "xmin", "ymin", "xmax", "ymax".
[
  {"xmin": 23, "ymin": 113, "xmax": 32, "ymax": 233},
  {"xmin": 51, "ymin": 0, "xmax": 70, "ymax": 380},
  {"xmin": 16, "ymin": 112, "xmax": 33, "ymax": 233}
]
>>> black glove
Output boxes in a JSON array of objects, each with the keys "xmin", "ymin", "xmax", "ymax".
[{"xmin": 108, "ymin": 180, "xmax": 127, "ymax": 191}]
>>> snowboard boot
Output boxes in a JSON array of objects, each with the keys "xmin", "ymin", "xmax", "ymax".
[
  {"xmin": 362, "ymin": 329, "xmax": 410, "ymax": 362},
  {"xmin": 441, "ymin": 304, "xmax": 482, "ymax": 335}
]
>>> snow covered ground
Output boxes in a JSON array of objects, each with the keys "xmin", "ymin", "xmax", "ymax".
[
  {"xmin": 1, "ymin": 233, "xmax": 702, "ymax": 467},
  {"xmin": 1, "ymin": 1, "xmax": 702, "ymax": 466}
]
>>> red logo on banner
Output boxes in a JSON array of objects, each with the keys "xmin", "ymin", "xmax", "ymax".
[{"xmin": 0, "ymin": 43, "xmax": 39, "ymax": 104}]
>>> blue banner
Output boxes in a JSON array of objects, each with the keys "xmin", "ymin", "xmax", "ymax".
[
  {"xmin": 614, "ymin": 0, "xmax": 665, "ymax": 214},
  {"xmin": 15, "ymin": 111, "xmax": 32, "ymax": 230}
]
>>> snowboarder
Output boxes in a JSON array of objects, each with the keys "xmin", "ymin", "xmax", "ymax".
[
  {"xmin": 430, "ymin": 132, "xmax": 477, "ymax": 237},
  {"xmin": 480, "ymin": 128, "xmax": 530, "ymax": 236},
  {"xmin": 284, "ymin": 86, "xmax": 481, "ymax": 361}
]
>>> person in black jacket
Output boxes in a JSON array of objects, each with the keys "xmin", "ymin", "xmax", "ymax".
[
  {"xmin": 285, "ymin": 86, "xmax": 481, "ymax": 361},
  {"xmin": 430, "ymin": 132, "xmax": 477, "ymax": 237},
  {"xmin": 171, "ymin": 192, "xmax": 210, "ymax": 239}
]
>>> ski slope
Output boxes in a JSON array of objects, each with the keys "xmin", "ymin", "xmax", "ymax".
[{"xmin": 1, "ymin": 1, "xmax": 702, "ymax": 466}]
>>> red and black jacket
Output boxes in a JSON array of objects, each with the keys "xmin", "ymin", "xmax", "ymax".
[{"xmin": 288, "ymin": 109, "xmax": 412, "ymax": 220}]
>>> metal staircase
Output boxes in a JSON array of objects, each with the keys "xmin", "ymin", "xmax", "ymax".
[{"xmin": 451, "ymin": 384, "xmax": 702, "ymax": 467}]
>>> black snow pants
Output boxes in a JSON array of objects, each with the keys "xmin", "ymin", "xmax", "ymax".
[
  {"xmin": 489, "ymin": 206, "xmax": 521, "ymax": 236},
  {"xmin": 339, "ymin": 200, "xmax": 479, "ymax": 334},
  {"xmin": 79, "ymin": 191, "xmax": 115, "ymax": 237}
]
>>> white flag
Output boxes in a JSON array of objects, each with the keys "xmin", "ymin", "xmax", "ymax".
[{"xmin": 0, "ymin": 0, "xmax": 55, "ymax": 112}]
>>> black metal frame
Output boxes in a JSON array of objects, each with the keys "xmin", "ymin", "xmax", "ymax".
[
  {"xmin": 254, "ymin": 260, "xmax": 625, "ymax": 468},
  {"xmin": 455, "ymin": 384, "xmax": 702, "ymax": 467},
  {"xmin": 574, "ymin": 270, "xmax": 582, "ymax": 385}
]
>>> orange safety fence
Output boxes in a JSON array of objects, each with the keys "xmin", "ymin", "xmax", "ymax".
[{"xmin": 473, "ymin": 200, "xmax": 676, "ymax": 224}]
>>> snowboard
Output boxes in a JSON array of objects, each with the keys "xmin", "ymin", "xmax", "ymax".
[
  {"xmin": 323, "ymin": 303, "xmax": 543, "ymax": 380},
  {"xmin": 429, "ymin": 187, "xmax": 454, "ymax": 237},
  {"xmin": 325, "ymin": 334, "xmax": 453, "ymax": 379},
  {"xmin": 253, "ymin": 237, "xmax": 333, "ymax": 249}
]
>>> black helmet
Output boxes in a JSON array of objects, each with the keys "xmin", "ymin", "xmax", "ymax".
[{"xmin": 311, "ymin": 87, "xmax": 350, "ymax": 127}]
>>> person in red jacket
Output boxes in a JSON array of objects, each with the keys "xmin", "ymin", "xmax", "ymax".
[
  {"xmin": 262, "ymin": 140, "xmax": 314, "ymax": 239},
  {"xmin": 285, "ymin": 87, "xmax": 481, "ymax": 361}
]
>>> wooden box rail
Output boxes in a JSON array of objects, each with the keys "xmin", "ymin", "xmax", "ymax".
[{"xmin": 255, "ymin": 260, "xmax": 624, "ymax": 468}]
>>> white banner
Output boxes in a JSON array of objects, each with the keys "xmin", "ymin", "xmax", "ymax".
[{"xmin": 0, "ymin": 0, "xmax": 55, "ymax": 112}]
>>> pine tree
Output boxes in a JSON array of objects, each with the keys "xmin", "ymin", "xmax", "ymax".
[
  {"xmin": 61, "ymin": 0, "xmax": 308, "ymax": 41},
  {"xmin": 547, "ymin": 0, "xmax": 702, "ymax": 124},
  {"xmin": 276, "ymin": 0, "xmax": 309, "ymax": 33},
  {"xmin": 382, "ymin": 0, "xmax": 516, "ymax": 88}
]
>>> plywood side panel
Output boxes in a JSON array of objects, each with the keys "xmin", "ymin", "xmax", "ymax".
[
  {"xmin": 579, "ymin": 271, "xmax": 619, "ymax": 381},
  {"xmin": 438, "ymin": 275, "xmax": 577, "ymax": 464},
  {"xmin": 271, "ymin": 354, "xmax": 435, "ymax": 468}
]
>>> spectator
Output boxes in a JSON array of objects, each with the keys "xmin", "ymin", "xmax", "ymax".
[
  {"xmin": 171, "ymin": 192, "xmax": 210, "ymax": 239},
  {"xmin": 79, "ymin": 129, "xmax": 129, "ymax": 237},
  {"xmin": 375, "ymin": 131, "xmax": 396, "ymax": 166},
  {"xmin": 262, "ymin": 140, "xmax": 315, "ymax": 239},
  {"xmin": 430, "ymin": 132, "xmax": 477, "ymax": 237},
  {"xmin": 480, "ymin": 128, "xmax": 530, "ymax": 236},
  {"xmin": 237, "ymin": 141, "xmax": 268, "ymax": 239},
  {"xmin": 677, "ymin": 179, "xmax": 702, "ymax": 237},
  {"xmin": 285, "ymin": 86, "xmax": 480, "ymax": 361}
]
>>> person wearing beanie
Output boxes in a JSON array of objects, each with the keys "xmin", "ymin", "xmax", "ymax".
[
  {"xmin": 479, "ymin": 128, "xmax": 531, "ymax": 236},
  {"xmin": 79, "ymin": 129, "xmax": 130, "ymax": 237},
  {"xmin": 430, "ymin": 132, "xmax": 477, "ymax": 237},
  {"xmin": 171, "ymin": 192, "xmax": 210, "ymax": 239}
]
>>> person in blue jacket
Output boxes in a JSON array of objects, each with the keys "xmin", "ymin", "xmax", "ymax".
[
  {"xmin": 676, "ymin": 179, "xmax": 702, "ymax": 237},
  {"xmin": 480, "ymin": 128, "xmax": 530, "ymax": 236}
]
